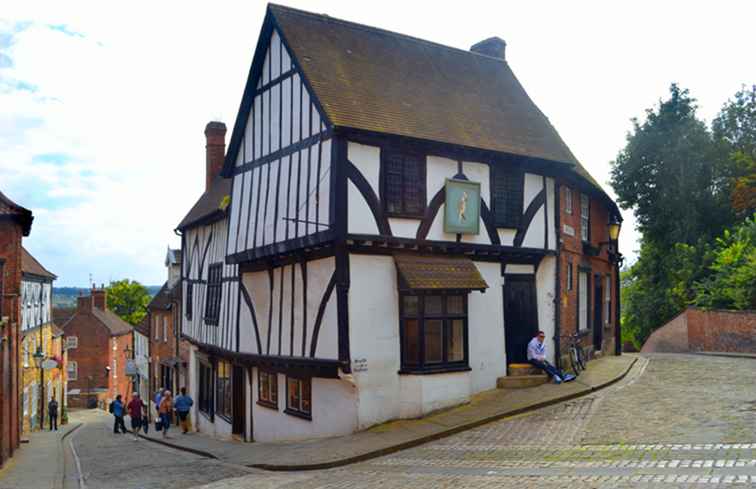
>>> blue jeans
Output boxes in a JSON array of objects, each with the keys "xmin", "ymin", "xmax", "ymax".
[
  {"xmin": 160, "ymin": 413, "xmax": 171, "ymax": 433},
  {"xmin": 529, "ymin": 359, "xmax": 562, "ymax": 379}
]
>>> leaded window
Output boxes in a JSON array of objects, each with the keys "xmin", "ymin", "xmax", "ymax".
[
  {"xmin": 492, "ymin": 166, "xmax": 524, "ymax": 228},
  {"xmin": 400, "ymin": 293, "xmax": 468, "ymax": 372},
  {"xmin": 285, "ymin": 376, "xmax": 311, "ymax": 419},
  {"xmin": 258, "ymin": 370, "xmax": 278, "ymax": 409},
  {"xmin": 185, "ymin": 282, "xmax": 193, "ymax": 320},
  {"xmin": 382, "ymin": 149, "xmax": 426, "ymax": 218},
  {"xmin": 204, "ymin": 264, "xmax": 223, "ymax": 325}
]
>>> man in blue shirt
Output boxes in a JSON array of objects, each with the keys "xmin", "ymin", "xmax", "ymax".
[
  {"xmin": 173, "ymin": 387, "xmax": 194, "ymax": 434},
  {"xmin": 111, "ymin": 394, "xmax": 126, "ymax": 434},
  {"xmin": 527, "ymin": 331, "xmax": 572, "ymax": 383}
]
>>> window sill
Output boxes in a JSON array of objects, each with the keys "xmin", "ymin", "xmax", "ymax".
[
  {"xmin": 284, "ymin": 408, "xmax": 311, "ymax": 421},
  {"xmin": 398, "ymin": 365, "xmax": 471, "ymax": 376},
  {"xmin": 256, "ymin": 400, "xmax": 278, "ymax": 411},
  {"xmin": 385, "ymin": 212, "xmax": 425, "ymax": 220}
]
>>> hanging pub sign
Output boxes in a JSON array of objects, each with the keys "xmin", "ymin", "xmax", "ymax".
[
  {"xmin": 444, "ymin": 178, "xmax": 481, "ymax": 235},
  {"xmin": 125, "ymin": 359, "xmax": 138, "ymax": 376}
]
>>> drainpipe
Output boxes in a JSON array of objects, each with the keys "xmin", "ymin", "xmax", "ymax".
[
  {"xmin": 614, "ymin": 254, "xmax": 623, "ymax": 355},
  {"xmin": 553, "ymin": 182, "xmax": 562, "ymax": 369}
]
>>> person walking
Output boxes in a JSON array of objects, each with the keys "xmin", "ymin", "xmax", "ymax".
[
  {"xmin": 127, "ymin": 394, "xmax": 146, "ymax": 441},
  {"xmin": 173, "ymin": 387, "xmax": 194, "ymax": 434},
  {"xmin": 111, "ymin": 395, "xmax": 126, "ymax": 434},
  {"xmin": 48, "ymin": 398, "xmax": 59, "ymax": 431},
  {"xmin": 158, "ymin": 390, "xmax": 173, "ymax": 439}
]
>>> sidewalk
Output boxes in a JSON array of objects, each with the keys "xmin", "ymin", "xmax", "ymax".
[
  {"xmin": 140, "ymin": 354, "xmax": 637, "ymax": 470},
  {"xmin": 0, "ymin": 421, "xmax": 81, "ymax": 489}
]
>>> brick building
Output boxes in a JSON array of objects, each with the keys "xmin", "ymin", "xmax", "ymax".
[
  {"xmin": 0, "ymin": 190, "xmax": 33, "ymax": 466},
  {"xmin": 63, "ymin": 287, "xmax": 134, "ymax": 408},
  {"xmin": 146, "ymin": 248, "xmax": 184, "ymax": 398}
]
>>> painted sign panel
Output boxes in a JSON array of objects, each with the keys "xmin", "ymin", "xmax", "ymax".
[
  {"xmin": 444, "ymin": 179, "xmax": 481, "ymax": 235},
  {"xmin": 125, "ymin": 359, "xmax": 138, "ymax": 376}
]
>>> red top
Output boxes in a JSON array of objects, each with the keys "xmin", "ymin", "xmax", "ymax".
[{"xmin": 127, "ymin": 398, "xmax": 144, "ymax": 418}]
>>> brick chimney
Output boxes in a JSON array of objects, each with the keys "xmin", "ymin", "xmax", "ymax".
[
  {"xmin": 470, "ymin": 37, "xmax": 506, "ymax": 60},
  {"xmin": 205, "ymin": 121, "xmax": 227, "ymax": 191},
  {"xmin": 91, "ymin": 284, "xmax": 107, "ymax": 310},
  {"xmin": 76, "ymin": 295, "xmax": 92, "ymax": 313}
]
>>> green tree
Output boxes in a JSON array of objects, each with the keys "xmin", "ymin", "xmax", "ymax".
[{"xmin": 106, "ymin": 279, "xmax": 151, "ymax": 325}]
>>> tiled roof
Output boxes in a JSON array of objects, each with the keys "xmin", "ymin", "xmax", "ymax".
[
  {"xmin": 394, "ymin": 254, "xmax": 488, "ymax": 291},
  {"xmin": 90, "ymin": 308, "xmax": 133, "ymax": 336},
  {"xmin": 0, "ymin": 190, "xmax": 33, "ymax": 236},
  {"xmin": 147, "ymin": 281, "xmax": 181, "ymax": 311},
  {"xmin": 134, "ymin": 315, "xmax": 150, "ymax": 337},
  {"xmin": 53, "ymin": 307, "xmax": 76, "ymax": 328},
  {"xmin": 21, "ymin": 247, "xmax": 56, "ymax": 280},
  {"xmin": 175, "ymin": 176, "xmax": 231, "ymax": 231},
  {"xmin": 269, "ymin": 4, "xmax": 579, "ymax": 167}
]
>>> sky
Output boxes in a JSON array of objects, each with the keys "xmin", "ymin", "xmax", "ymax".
[{"xmin": 2, "ymin": 1, "xmax": 755, "ymax": 287}]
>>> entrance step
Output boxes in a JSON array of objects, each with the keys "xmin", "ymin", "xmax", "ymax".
[
  {"xmin": 497, "ymin": 374, "xmax": 549, "ymax": 389},
  {"xmin": 507, "ymin": 363, "xmax": 542, "ymax": 377}
]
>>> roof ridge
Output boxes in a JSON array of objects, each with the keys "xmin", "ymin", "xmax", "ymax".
[{"xmin": 268, "ymin": 3, "xmax": 506, "ymax": 64}]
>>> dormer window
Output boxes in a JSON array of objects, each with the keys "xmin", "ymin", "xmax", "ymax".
[{"xmin": 381, "ymin": 149, "xmax": 426, "ymax": 218}]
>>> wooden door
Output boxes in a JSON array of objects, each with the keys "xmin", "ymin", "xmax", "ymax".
[
  {"xmin": 593, "ymin": 274, "xmax": 603, "ymax": 351},
  {"xmin": 231, "ymin": 366, "xmax": 245, "ymax": 437},
  {"xmin": 504, "ymin": 275, "xmax": 539, "ymax": 364}
]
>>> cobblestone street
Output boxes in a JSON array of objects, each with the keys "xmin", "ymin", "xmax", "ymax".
[{"xmin": 194, "ymin": 354, "xmax": 756, "ymax": 489}]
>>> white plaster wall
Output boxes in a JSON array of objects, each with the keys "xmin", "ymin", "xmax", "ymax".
[
  {"xmin": 498, "ymin": 228, "xmax": 516, "ymax": 246},
  {"xmin": 505, "ymin": 264, "xmax": 535, "ymax": 274},
  {"xmin": 521, "ymin": 206, "xmax": 546, "ymax": 249},
  {"xmin": 523, "ymin": 172, "xmax": 543, "ymax": 209},
  {"xmin": 462, "ymin": 161, "xmax": 490, "ymax": 206},
  {"xmin": 251, "ymin": 369, "xmax": 358, "ymax": 442},
  {"xmin": 536, "ymin": 256, "xmax": 557, "ymax": 363},
  {"xmin": 425, "ymin": 155, "xmax": 459, "ymax": 241},
  {"xmin": 546, "ymin": 177, "xmax": 557, "ymax": 251},
  {"xmin": 467, "ymin": 261, "xmax": 508, "ymax": 393},
  {"xmin": 348, "ymin": 255, "xmax": 506, "ymax": 429},
  {"xmin": 388, "ymin": 218, "xmax": 417, "ymax": 239},
  {"xmin": 348, "ymin": 181, "xmax": 378, "ymax": 235}
]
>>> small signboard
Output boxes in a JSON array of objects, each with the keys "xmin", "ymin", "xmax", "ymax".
[
  {"xmin": 41, "ymin": 358, "xmax": 58, "ymax": 370},
  {"xmin": 125, "ymin": 359, "xmax": 138, "ymax": 376},
  {"xmin": 444, "ymin": 179, "xmax": 481, "ymax": 235}
]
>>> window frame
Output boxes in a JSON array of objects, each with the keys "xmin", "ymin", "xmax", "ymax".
[
  {"xmin": 285, "ymin": 375, "xmax": 312, "ymax": 420},
  {"xmin": 65, "ymin": 336, "xmax": 78, "ymax": 350},
  {"xmin": 577, "ymin": 269, "xmax": 590, "ymax": 332},
  {"xmin": 564, "ymin": 186, "xmax": 573, "ymax": 215},
  {"xmin": 604, "ymin": 274, "xmax": 611, "ymax": 326},
  {"xmin": 380, "ymin": 148, "xmax": 427, "ymax": 219},
  {"xmin": 580, "ymin": 193, "xmax": 590, "ymax": 242},
  {"xmin": 491, "ymin": 165, "xmax": 524, "ymax": 228},
  {"xmin": 153, "ymin": 315, "xmax": 160, "ymax": 341},
  {"xmin": 566, "ymin": 261, "xmax": 573, "ymax": 291},
  {"xmin": 204, "ymin": 263, "xmax": 223, "ymax": 326},
  {"xmin": 162, "ymin": 316, "xmax": 168, "ymax": 344},
  {"xmin": 198, "ymin": 361, "xmax": 214, "ymax": 419},
  {"xmin": 185, "ymin": 282, "xmax": 193, "ymax": 320},
  {"xmin": 215, "ymin": 360, "xmax": 232, "ymax": 422},
  {"xmin": 398, "ymin": 292, "xmax": 470, "ymax": 374},
  {"xmin": 257, "ymin": 369, "xmax": 278, "ymax": 410}
]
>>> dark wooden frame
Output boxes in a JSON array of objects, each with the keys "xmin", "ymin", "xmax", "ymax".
[
  {"xmin": 284, "ymin": 375, "xmax": 312, "ymax": 420},
  {"xmin": 257, "ymin": 369, "xmax": 278, "ymax": 410},
  {"xmin": 204, "ymin": 263, "xmax": 223, "ymax": 326},
  {"xmin": 198, "ymin": 361, "xmax": 215, "ymax": 420},
  {"xmin": 215, "ymin": 359, "xmax": 233, "ymax": 423},
  {"xmin": 490, "ymin": 164, "xmax": 524, "ymax": 228},
  {"xmin": 379, "ymin": 146, "xmax": 427, "ymax": 219},
  {"xmin": 398, "ymin": 292, "xmax": 470, "ymax": 374}
]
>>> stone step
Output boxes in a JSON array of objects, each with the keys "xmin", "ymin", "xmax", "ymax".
[
  {"xmin": 507, "ymin": 363, "xmax": 542, "ymax": 377},
  {"xmin": 496, "ymin": 374, "xmax": 549, "ymax": 389}
]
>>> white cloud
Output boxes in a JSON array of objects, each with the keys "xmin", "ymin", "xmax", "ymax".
[{"xmin": 2, "ymin": 0, "xmax": 755, "ymax": 284}]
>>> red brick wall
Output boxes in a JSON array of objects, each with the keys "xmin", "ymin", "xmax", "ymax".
[
  {"xmin": 0, "ymin": 220, "xmax": 23, "ymax": 465},
  {"xmin": 557, "ymin": 180, "xmax": 618, "ymax": 362},
  {"xmin": 149, "ymin": 308, "xmax": 179, "ymax": 393},
  {"xmin": 640, "ymin": 310, "xmax": 690, "ymax": 353},
  {"xmin": 687, "ymin": 308, "xmax": 756, "ymax": 353},
  {"xmin": 108, "ymin": 333, "xmax": 133, "ymax": 401}
]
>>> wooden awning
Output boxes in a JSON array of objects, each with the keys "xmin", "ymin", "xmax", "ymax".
[{"xmin": 394, "ymin": 254, "xmax": 488, "ymax": 292}]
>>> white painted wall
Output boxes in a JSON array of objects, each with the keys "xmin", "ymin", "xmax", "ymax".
[
  {"xmin": 239, "ymin": 256, "xmax": 337, "ymax": 359},
  {"xmin": 21, "ymin": 279, "xmax": 52, "ymax": 331},
  {"xmin": 251, "ymin": 368, "xmax": 358, "ymax": 442},
  {"xmin": 536, "ymin": 256, "xmax": 557, "ymax": 363},
  {"xmin": 348, "ymin": 254, "xmax": 506, "ymax": 429}
]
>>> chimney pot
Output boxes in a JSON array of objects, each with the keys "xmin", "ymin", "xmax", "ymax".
[
  {"xmin": 205, "ymin": 121, "xmax": 227, "ymax": 191},
  {"xmin": 470, "ymin": 37, "xmax": 506, "ymax": 60}
]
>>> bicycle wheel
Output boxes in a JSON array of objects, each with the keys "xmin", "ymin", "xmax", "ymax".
[
  {"xmin": 576, "ymin": 345, "xmax": 586, "ymax": 371},
  {"xmin": 569, "ymin": 346, "xmax": 582, "ymax": 375}
]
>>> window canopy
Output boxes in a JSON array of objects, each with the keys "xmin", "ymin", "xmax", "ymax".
[{"xmin": 394, "ymin": 254, "xmax": 488, "ymax": 292}]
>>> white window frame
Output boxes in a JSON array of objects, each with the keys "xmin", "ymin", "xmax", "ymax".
[
  {"xmin": 67, "ymin": 360, "xmax": 78, "ymax": 381},
  {"xmin": 604, "ymin": 275, "xmax": 611, "ymax": 325},
  {"xmin": 564, "ymin": 187, "xmax": 573, "ymax": 215},
  {"xmin": 580, "ymin": 193, "xmax": 590, "ymax": 242},
  {"xmin": 163, "ymin": 316, "xmax": 168, "ymax": 344},
  {"xmin": 578, "ymin": 270, "xmax": 589, "ymax": 331},
  {"xmin": 154, "ymin": 315, "xmax": 159, "ymax": 341}
]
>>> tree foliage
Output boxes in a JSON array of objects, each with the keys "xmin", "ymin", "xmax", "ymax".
[
  {"xmin": 106, "ymin": 279, "xmax": 151, "ymax": 326},
  {"xmin": 612, "ymin": 84, "xmax": 756, "ymax": 348}
]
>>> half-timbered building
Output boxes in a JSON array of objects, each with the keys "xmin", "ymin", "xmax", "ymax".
[{"xmin": 191, "ymin": 4, "xmax": 622, "ymax": 442}]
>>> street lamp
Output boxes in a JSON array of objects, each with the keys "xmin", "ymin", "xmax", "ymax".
[{"xmin": 32, "ymin": 345, "xmax": 45, "ymax": 430}]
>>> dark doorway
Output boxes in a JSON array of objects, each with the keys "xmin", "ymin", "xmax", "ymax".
[
  {"xmin": 232, "ymin": 365, "xmax": 245, "ymax": 438},
  {"xmin": 593, "ymin": 274, "xmax": 603, "ymax": 351},
  {"xmin": 503, "ymin": 274, "xmax": 539, "ymax": 364}
]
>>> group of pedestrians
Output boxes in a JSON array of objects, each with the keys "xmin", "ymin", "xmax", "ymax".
[{"xmin": 110, "ymin": 387, "xmax": 193, "ymax": 440}]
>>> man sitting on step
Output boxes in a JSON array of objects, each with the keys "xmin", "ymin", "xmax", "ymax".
[{"xmin": 527, "ymin": 331, "xmax": 574, "ymax": 384}]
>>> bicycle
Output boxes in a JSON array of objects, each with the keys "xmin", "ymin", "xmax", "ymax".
[{"xmin": 561, "ymin": 332, "xmax": 586, "ymax": 376}]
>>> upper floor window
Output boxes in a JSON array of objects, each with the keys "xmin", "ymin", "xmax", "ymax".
[
  {"xmin": 566, "ymin": 261, "xmax": 573, "ymax": 291},
  {"xmin": 153, "ymin": 315, "xmax": 160, "ymax": 341},
  {"xmin": 162, "ymin": 317, "xmax": 168, "ymax": 343},
  {"xmin": 381, "ymin": 149, "xmax": 426, "ymax": 218},
  {"xmin": 564, "ymin": 187, "xmax": 573, "ymax": 214},
  {"xmin": 185, "ymin": 283, "xmax": 193, "ymax": 320},
  {"xmin": 580, "ymin": 193, "xmax": 590, "ymax": 242},
  {"xmin": 491, "ymin": 167, "xmax": 523, "ymax": 228},
  {"xmin": 204, "ymin": 264, "xmax": 223, "ymax": 326},
  {"xmin": 65, "ymin": 336, "xmax": 78, "ymax": 350},
  {"xmin": 67, "ymin": 360, "xmax": 78, "ymax": 381},
  {"xmin": 400, "ymin": 293, "xmax": 468, "ymax": 372}
]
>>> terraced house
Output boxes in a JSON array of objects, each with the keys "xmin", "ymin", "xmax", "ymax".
[{"xmin": 183, "ymin": 4, "xmax": 623, "ymax": 443}]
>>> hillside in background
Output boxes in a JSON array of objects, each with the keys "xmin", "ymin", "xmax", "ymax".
[{"xmin": 53, "ymin": 285, "xmax": 161, "ymax": 307}]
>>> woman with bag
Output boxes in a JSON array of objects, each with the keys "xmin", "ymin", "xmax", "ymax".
[{"xmin": 158, "ymin": 390, "xmax": 173, "ymax": 439}]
